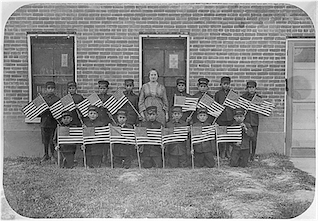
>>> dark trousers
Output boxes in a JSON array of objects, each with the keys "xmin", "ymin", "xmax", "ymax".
[
  {"xmin": 60, "ymin": 145, "xmax": 76, "ymax": 168},
  {"xmin": 113, "ymin": 155, "xmax": 132, "ymax": 169},
  {"xmin": 142, "ymin": 155, "xmax": 162, "ymax": 168},
  {"xmin": 41, "ymin": 127, "xmax": 56, "ymax": 157},
  {"xmin": 194, "ymin": 151, "xmax": 215, "ymax": 168},
  {"xmin": 85, "ymin": 144, "xmax": 104, "ymax": 168},
  {"xmin": 168, "ymin": 154, "xmax": 188, "ymax": 168},
  {"xmin": 230, "ymin": 146, "xmax": 250, "ymax": 168},
  {"xmin": 249, "ymin": 126, "xmax": 258, "ymax": 160}
]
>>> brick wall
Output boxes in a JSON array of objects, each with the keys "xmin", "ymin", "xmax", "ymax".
[{"xmin": 3, "ymin": 3, "xmax": 315, "ymax": 121}]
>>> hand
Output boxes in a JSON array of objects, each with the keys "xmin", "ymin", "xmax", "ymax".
[
  {"xmin": 240, "ymin": 123, "xmax": 247, "ymax": 131},
  {"xmin": 80, "ymin": 145, "xmax": 86, "ymax": 151},
  {"xmin": 235, "ymin": 142, "xmax": 241, "ymax": 146},
  {"xmin": 54, "ymin": 145, "xmax": 59, "ymax": 151},
  {"xmin": 165, "ymin": 112, "xmax": 169, "ymax": 122},
  {"xmin": 186, "ymin": 116, "xmax": 192, "ymax": 123},
  {"xmin": 190, "ymin": 149, "xmax": 194, "ymax": 155}
]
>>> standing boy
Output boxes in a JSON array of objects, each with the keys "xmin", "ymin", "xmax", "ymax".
[
  {"xmin": 166, "ymin": 106, "xmax": 189, "ymax": 168},
  {"xmin": 214, "ymin": 76, "xmax": 234, "ymax": 159},
  {"xmin": 67, "ymin": 81, "xmax": 84, "ymax": 126},
  {"xmin": 191, "ymin": 108, "xmax": 216, "ymax": 168},
  {"xmin": 230, "ymin": 108, "xmax": 254, "ymax": 167},
  {"xmin": 241, "ymin": 80, "xmax": 260, "ymax": 161},
  {"xmin": 140, "ymin": 106, "xmax": 163, "ymax": 168},
  {"xmin": 122, "ymin": 79, "xmax": 139, "ymax": 126},
  {"xmin": 40, "ymin": 81, "xmax": 60, "ymax": 162}
]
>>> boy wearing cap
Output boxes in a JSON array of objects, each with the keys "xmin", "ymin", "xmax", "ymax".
[
  {"xmin": 241, "ymin": 80, "xmax": 260, "ymax": 161},
  {"xmin": 230, "ymin": 108, "xmax": 254, "ymax": 167},
  {"xmin": 83, "ymin": 105, "xmax": 106, "ymax": 168},
  {"xmin": 67, "ymin": 81, "xmax": 84, "ymax": 126},
  {"xmin": 191, "ymin": 108, "xmax": 216, "ymax": 168},
  {"xmin": 122, "ymin": 79, "xmax": 139, "ymax": 126},
  {"xmin": 40, "ymin": 81, "xmax": 60, "ymax": 162},
  {"xmin": 214, "ymin": 76, "xmax": 234, "ymax": 159},
  {"xmin": 140, "ymin": 106, "xmax": 163, "ymax": 168},
  {"xmin": 166, "ymin": 106, "xmax": 189, "ymax": 168},
  {"xmin": 112, "ymin": 109, "xmax": 135, "ymax": 169}
]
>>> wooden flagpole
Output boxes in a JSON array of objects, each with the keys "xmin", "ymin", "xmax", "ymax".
[
  {"xmin": 215, "ymin": 126, "xmax": 220, "ymax": 169},
  {"xmin": 190, "ymin": 125, "xmax": 195, "ymax": 169},
  {"xmin": 134, "ymin": 126, "xmax": 141, "ymax": 169}
]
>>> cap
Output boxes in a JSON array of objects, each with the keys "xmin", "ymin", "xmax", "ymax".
[
  {"xmin": 61, "ymin": 110, "xmax": 72, "ymax": 118},
  {"xmin": 124, "ymin": 79, "xmax": 134, "ymax": 85},
  {"xmin": 116, "ymin": 109, "xmax": 127, "ymax": 116},
  {"xmin": 246, "ymin": 80, "xmax": 257, "ymax": 88},
  {"xmin": 146, "ymin": 106, "xmax": 157, "ymax": 114},
  {"xmin": 171, "ymin": 106, "xmax": 182, "ymax": 113},
  {"xmin": 197, "ymin": 107, "xmax": 207, "ymax": 115},
  {"xmin": 176, "ymin": 78, "xmax": 186, "ymax": 85},
  {"xmin": 221, "ymin": 76, "xmax": 231, "ymax": 83},
  {"xmin": 67, "ymin": 81, "xmax": 77, "ymax": 88},
  {"xmin": 98, "ymin": 80, "xmax": 109, "ymax": 87},
  {"xmin": 45, "ymin": 81, "xmax": 56, "ymax": 88},
  {"xmin": 234, "ymin": 108, "xmax": 245, "ymax": 116},
  {"xmin": 198, "ymin": 78, "xmax": 209, "ymax": 85},
  {"xmin": 88, "ymin": 105, "xmax": 98, "ymax": 113}
]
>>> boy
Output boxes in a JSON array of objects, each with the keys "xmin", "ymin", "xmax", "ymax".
[
  {"xmin": 140, "ymin": 106, "xmax": 163, "ymax": 168},
  {"xmin": 67, "ymin": 81, "xmax": 84, "ymax": 126},
  {"xmin": 40, "ymin": 81, "xmax": 60, "ymax": 162},
  {"xmin": 58, "ymin": 110, "xmax": 77, "ymax": 168},
  {"xmin": 214, "ymin": 76, "xmax": 234, "ymax": 159},
  {"xmin": 83, "ymin": 105, "xmax": 106, "ymax": 168},
  {"xmin": 230, "ymin": 108, "xmax": 254, "ymax": 167},
  {"xmin": 191, "ymin": 108, "xmax": 216, "ymax": 168},
  {"xmin": 112, "ymin": 109, "xmax": 135, "ymax": 169},
  {"xmin": 122, "ymin": 79, "xmax": 139, "ymax": 126},
  {"xmin": 241, "ymin": 80, "xmax": 260, "ymax": 161},
  {"xmin": 166, "ymin": 106, "xmax": 189, "ymax": 168}
]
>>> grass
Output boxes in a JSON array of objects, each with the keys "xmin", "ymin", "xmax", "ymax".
[{"xmin": 2, "ymin": 153, "xmax": 315, "ymax": 219}]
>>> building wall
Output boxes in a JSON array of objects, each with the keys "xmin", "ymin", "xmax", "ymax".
[{"xmin": 3, "ymin": 3, "xmax": 315, "ymax": 157}]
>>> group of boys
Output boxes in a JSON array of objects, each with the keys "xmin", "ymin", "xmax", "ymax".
[{"xmin": 40, "ymin": 76, "xmax": 260, "ymax": 169}]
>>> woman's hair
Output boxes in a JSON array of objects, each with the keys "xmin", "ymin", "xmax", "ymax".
[{"xmin": 148, "ymin": 68, "xmax": 159, "ymax": 78}]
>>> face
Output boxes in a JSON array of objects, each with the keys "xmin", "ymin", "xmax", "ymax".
[
  {"xmin": 125, "ymin": 83, "xmax": 133, "ymax": 92},
  {"xmin": 46, "ymin": 86, "xmax": 55, "ymax": 94},
  {"xmin": 149, "ymin": 70, "xmax": 158, "ymax": 82},
  {"xmin": 172, "ymin": 112, "xmax": 182, "ymax": 122},
  {"xmin": 234, "ymin": 114, "xmax": 245, "ymax": 123},
  {"xmin": 117, "ymin": 115, "xmax": 127, "ymax": 125},
  {"xmin": 197, "ymin": 113, "xmax": 208, "ymax": 123},
  {"xmin": 177, "ymin": 83, "xmax": 186, "ymax": 92},
  {"xmin": 247, "ymin": 86, "xmax": 256, "ymax": 95},
  {"xmin": 61, "ymin": 116, "xmax": 72, "ymax": 125},
  {"xmin": 221, "ymin": 82, "xmax": 230, "ymax": 90},
  {"xmin": 198, "ymin": 84, "xmax": 208, "ymax": 93},
  {"xmin": 88, "ymin": 110, "xmax": 98, "ymax": 121},
  {"xmin": 99, "ymin": 84, "xmax": 108, "ymax": 95},
  {"xmin": 147, "ymin": 112, "xmax": 157, "ymax": 121},
  {"xmin": 68, "ymin": 86, "xmax": 77, "ymax": 95}
]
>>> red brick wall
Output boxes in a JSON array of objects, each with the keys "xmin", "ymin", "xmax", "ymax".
[{"xmin": 3, "ymin": 3, "xmax": 315, "ymax": 119}]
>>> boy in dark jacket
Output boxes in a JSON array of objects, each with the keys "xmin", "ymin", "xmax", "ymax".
[
  {"xmin": 230, "ymin": 108, "xmax": 255, "ymax": 168},
  {"xmin": 67, "ymin": 81, "xmax": 84, "ymax": 126},
  {"xmin": 122, "ymin": 79, "xmax": 139, "ymax": 126}
]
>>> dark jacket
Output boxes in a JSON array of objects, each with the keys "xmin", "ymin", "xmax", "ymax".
[
  {"xmin": 230, "ymin": 121, "xmax": 254, "ymax": 150},
  {"xmin": 140, "ymin": 120, "xmax": 163, "ymax": 157},
  {"xmin": 40, "ymin": 93, "xmax": 60, "ymax": 128},
  {"xmin": 166, "ymin": 119, "xmax": 188, "ymax": 156},
  {"xmin": 98, "ymin": 93, "xmax": 113, "ymax": 125},
  {"xmin": 241, "ymin": 92, "xmax": 260, "ymax": 126},
  {"xmin": 214, "ymin": 89, "xmax": 234, "ymax": 124},
  {"xmin": 70, "ymin": 93, "xmax": 84, "ymax": 126},
  {"xmin": 192, "ymin": 121, "xmax": 215, "ymax": 153},
  {"xmin": 112, "ymin": 123, "xmax": 135, "ymax": 157},
  {"xmin": 169, "ymin": 89, "xmax": 191, "ymax": 122},
  {"xmin": 123, "ymin": 90, "xmax": 139, "ymax": 126},
  {"xmin": 192, "ymin": 91, "xmax": 214, "ymax": 124}
]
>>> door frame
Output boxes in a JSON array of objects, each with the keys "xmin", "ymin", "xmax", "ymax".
[
  {"xmin": 139, "ymin": 34, "xmax": 190, "ymax": 92},
  {"xmin": 285, "ymin": 38, "xmax": 316, "ymax": 156}
]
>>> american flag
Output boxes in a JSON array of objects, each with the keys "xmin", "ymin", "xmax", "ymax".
[
  {"xmin": 248, "ymin": 94, "xmax": 275, "ymax": 116},
  {"xmin": 223, "ymin": 90, "xmax": 249, "ymax": 109},
  {"xmin": 190, "ymin": 125, "xmax": 216, "ymax": 144},
  {"xmin": 22, "ymin": 94, "xmax": 49, "ymax": 120},
  {"xmin": 61, "ymin": 94, "xmax": 76, "ymax": 111},
  {"xmin": 83, "ymin": 126, "xmax": 110, "ymax": 145},
  {"xmin": 135, "ymin": 127, "xmax": 162, "ymax": 146},
  {"xmin": 216, "ymin": 125, "xmax": 242, "ymax": 144},
  {"xmin": 57, "ymin": 126, "xmax": 83, "ymax": 144},
  {"xmin": 49, "ymin": 100, "xmax": 64, "ymax": 119},
  {"xmin": 110, "ymin": 125, "xmax": 136, "ymax": 145},
  {"xmin": 197, "ymin": 94, "xmax": 225, "ymax": 118},
  {"xmin": 103, "ymin": 89, "xmax": 128, "ymax": 115},
  {"xmin": 162, "ymin": 126, "xmax": 189, "ymax": 145},
  {"xmin": 77, "ymin": 93, "xmax": 103, "ymax": 117},
  {"xmin": 174, "ymin": 95, "xmax": 198, "ymax": 112}
]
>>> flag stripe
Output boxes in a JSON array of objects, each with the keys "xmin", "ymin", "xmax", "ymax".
[
  {"xmin": 162, "ymin": 126, "xmax": 189, "ymax": 145},
  {"xmin": 58, "ymin": 127, "xmax": 83, "ymax": 144},
  {"xmin": 83, "ymin": 126, "xmax": 110, "ymax": 145},
  {"xmin": 191, "ymin": 125, "xmax": 216, "ymax": 144},
  {"xmin": 22, "ymin": 95, "xmax": 49, "ymax": 120},
  {"xmin": 110, "ymin": 126, "xmax": 136, "ymax": 145},
  {"xmin": 50, "ymin": 100, "xmax": 64, "ymax": 119},
  {"xmin": 216, "ymin": 126, "xmax": 242, "ymax": 143}
]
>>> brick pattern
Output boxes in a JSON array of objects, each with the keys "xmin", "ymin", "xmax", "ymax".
[{"xmin": 3, "ymin": 3, "xmax": 315, "ymax": 119}]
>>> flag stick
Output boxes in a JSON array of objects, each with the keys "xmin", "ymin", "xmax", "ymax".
[
  {"xmin": 190, "ymin": 126, "xmax": 195, "ymax": 169},
  {"xmin": 82, "ymin": 145, "xmax": 87, "ymax": 169},
  {"xmin": 216, "ymin": 140, "xmax": 220, "ymax": 169},
  {"xmin": 56, "ymin": 126, "xmax": 61, "ymax": 168},
  {"xmin": 134, "ymin": 126, "xmax": 141, "ymax": 169},
  {"xmin": 106, "ymin": 110, "xmax": 117, "ymax": 125},
  {"xmin": 161, "ymin": 144, "xmax": 165, "ymax": 169},
  {"xmin": 128, "ymin": 100, "xmax": 142, "ymax": 119},
  {"xmin": 110, "ymin": 143, "xmax": 114, "ymax": 168},
  {"xmin": 75, "ymin": 108, "xmax": 85, "ymax": 126},
  {"xmin": 188, "ymin": 91, "xmax": 208, "ymax": 121}
]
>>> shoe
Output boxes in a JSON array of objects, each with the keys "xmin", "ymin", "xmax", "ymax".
[{"xmin": 40, "ymin": 155, "xmax": 50, "ymax": 162}]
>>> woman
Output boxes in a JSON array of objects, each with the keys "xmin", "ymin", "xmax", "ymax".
[{"xmin": 138, "ymin": 69, "xmax": 169, "ymax": 125}]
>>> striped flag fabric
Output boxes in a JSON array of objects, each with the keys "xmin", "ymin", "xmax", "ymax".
[
  {"xmin": 135, "ymin": 127, "xmax": 162, "ymax": 146},
  {"xmin": 223, "ymin": 90, "xmax": 249, "ymax": 110},
  {"xmin": 83, "ymin": 126, "xmax": 110, "ymax": 145},
  {"xmin": 197, "ymin": 94, "xmax": 225, "ymax": 118},
  {"xmin": 77, "ymin": 93, "xmax": 103, "ymax": 117},
  {"xmin": 49, "ymin": 100, "xmax": 64, "ymax": 119},
  {"xmin": 162, "ymin": 126, "xmax": 189, "ymax": 145},
  {"xmin": 248, "ymin": 94, "xmax": 275, "ymax": 117},
  {"xmin": 22, "ymin": 94, "xmax": 49, "ymax": 120},
  {"xmin": 103, "ymin": 89, "xmax": 128, "ymax": 115},
  {"xmin": 190, "ymin": 125, "xmax": 216, "ymax": 144},
  {"xmin": 216, "ymin": 125, "xmax": 242, "ymax": 144},
  {"xmin": 238, "ymin": 96, "xmax": 251, "ymax": 110},
  {"xmin": 110, "ymin": 125, "xmax": 136, "ymax": 145},
  {"xmin": 61, "ymin": 94, "xmax": 76, "ymax": 111},
  {"xmin": 57, "ymin": 126, "xmax": 83, "ymax": 144},
  {"xmin": 174, "ymin": 95, "xmax": 198, "ymax": 112}
]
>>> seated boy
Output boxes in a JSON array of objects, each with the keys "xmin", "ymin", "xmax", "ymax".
[
  {"xmin": 112, "ymin": 109, "xmax": 135, "ymax": 169},
  {"xmin": 191, "ymin": 108, "xmax": 216, "ymax": 168},
  {"xmin": 166, "ymin": 106, "xmax": 188, "ymax": 168},
  {"xmin": 230, "ymin": 108, "xmax": 255, "ymax": 168}
]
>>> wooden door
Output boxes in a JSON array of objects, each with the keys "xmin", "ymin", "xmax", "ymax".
[{"xmin": 286, "ymin": 39, "xmax": 315, "ymax": 157}]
